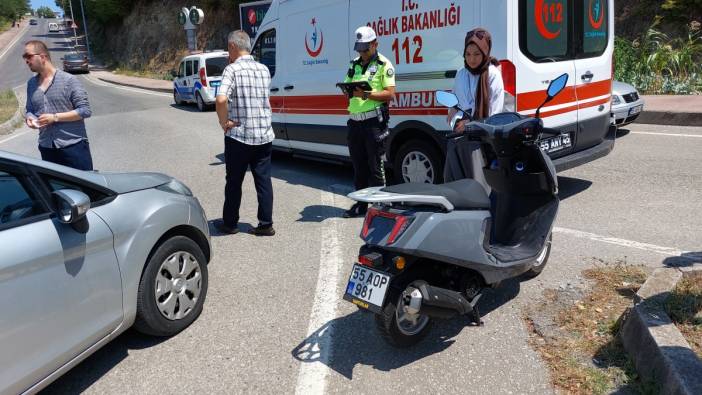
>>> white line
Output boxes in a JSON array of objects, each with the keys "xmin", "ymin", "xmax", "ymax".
[
  {"xmin": 553, "ymin": 226, "xmax": 697, "ymax": 257},
  {"xmin": 294, "ymin": 187, "xmax": 344, "ymax": 395},
  {"xmin": 0, "ymin": 129, "xmax": 31, "ymax": 145},
  {"xmin": 82, "ymin": 74, "xmax": 171, "ymax": 98},
  {"xmin": 631, "ymin": 131, "xmax": 702, "ymax": 138},
  {"xmin": 0, "ymin": 23, "xmax": 29, "ymax": 61}
]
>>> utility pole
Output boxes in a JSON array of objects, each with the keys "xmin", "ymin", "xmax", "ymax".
[
  {"xmin": 68, "ymin": 0, "xmax": 77, "ymax": 50},
  {"xmin": 78, "ymin": 0, "xmax": 92, "ymax": 62}
]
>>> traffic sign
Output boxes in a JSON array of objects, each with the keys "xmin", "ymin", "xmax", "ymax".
[{"xmin": 70, "ymin": 22, "xmax": 78, "ymax": 29}]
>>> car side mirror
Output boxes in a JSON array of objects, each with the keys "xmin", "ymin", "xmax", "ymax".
[
  {"xmin": 52, "ymin": 189, "xmax": 90, "ymax": 233},
  {"xmin": 170, "ymin": 70, "xmax": 177, "ymax": 78}
]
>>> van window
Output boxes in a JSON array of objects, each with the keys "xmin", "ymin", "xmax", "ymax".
[
  {"xmin": 205, "ymin": 57, "xmax": 228, "ymax": 77},
  {"xmin": 520, "ymin": 0, "xmax": 609, "ymax": 62},
  {"xmin": 178, "ymin": 62, "xmax": 185, "ymax": 78},
  {"xmin": 192, "ymin": 60, "xmax": 199, "ymax": 74},
  {"xmin": 252, "ymin": 29, "xmax": 276, "ymax": 77},
  {"xmin": 581, "ymin": 0, "xmax": 608, "ymax": 56},
  {"xmin": 520, "ymin": 0, "xmax": 570, "ymax": 61},
  {"xmin": 185, "ymin": 60, "xmax": 193, "ymax": 76}
]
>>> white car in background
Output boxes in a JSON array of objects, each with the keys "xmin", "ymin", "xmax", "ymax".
[
  {"xmin": 48, "ymin": 22, "xmax": 59, "ymax": 33},
  {"xmin": 611, "ymin": 81, "xmax": 645, "ymax": 127}
]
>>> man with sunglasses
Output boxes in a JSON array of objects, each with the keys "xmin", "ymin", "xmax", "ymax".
[
  {"xmin": 23, "ymin": 40, "xmax": 93, "ymax": 170},
  {"xmin": 342, "ymin": 26, "xmax": 396, "ymax": 218}
]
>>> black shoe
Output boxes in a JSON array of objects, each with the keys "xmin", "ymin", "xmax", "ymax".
[
  {"xmin": 250, "ymin": 224, "xmax": 276, "ymax": 236},
  {"xmin": 343, "ymin": 203, "xmax": 367, "ymax": 218},
  {"xmin": 215, "ymin": 221, "xmax": 239, "ymax": 235}
]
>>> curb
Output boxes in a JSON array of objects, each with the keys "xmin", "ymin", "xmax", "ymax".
[
  {"xmin": 637, "ymin": 111, "xmax": 702, "ymax": 127},
  {"xmin": 619, "ymin": 265, "xmax": 702, "ymax": 395},
  {"xmin": 96, "ymin": 76, "xmax": 172, "ymax": 94},
  {"xmin": 0, "ymin": 90, "xmax": 23, "ymax": 135}
]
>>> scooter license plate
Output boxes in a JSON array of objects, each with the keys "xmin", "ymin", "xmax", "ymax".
[
  {"xmin": 539, "ymin": 133, "xmax": 572, "ymax": 154},
  {"xmin": 343, "ymin": 264, "xmax": 391, "ymax": 314}
]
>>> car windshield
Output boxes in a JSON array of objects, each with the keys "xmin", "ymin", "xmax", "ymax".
[
  {"xmin": 205, "ymin": 57, "xmax": 228, "ymax": 77},
  {"xmin": 65, "ymin": 54, "xmax": 84, "ymax": 61}
]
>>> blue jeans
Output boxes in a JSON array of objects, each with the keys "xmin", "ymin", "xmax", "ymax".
[
  {"xmin": 39, "ymin": 140, "xmax": 94, "ymax": 171},
  {"xmin": 222, "ymin": 137, "xmax": 273, "ymax": 227}
]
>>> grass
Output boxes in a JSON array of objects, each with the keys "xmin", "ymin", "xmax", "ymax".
[
  {"xmin": 525, "ymin": 264, "xmax": 654, "ymax": 394},
  {"xmin": 0, "ymin": 90, "xmax": 18, "ymax": 125},
  {"xmin": 0, "ymin": 18, "xmax": 11, "ymax": 33},
  {"xmin": 112, "ymin": 67, "xmax": 172, "ymax": 81},
  {"xmin": 666, "ymin": 275, "xmax": 702, "ymax": 359}
]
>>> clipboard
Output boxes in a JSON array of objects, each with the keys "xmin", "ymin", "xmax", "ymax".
[{"xmin": 336, "ymin": 81, "xmax": 372, "ymax": 97}]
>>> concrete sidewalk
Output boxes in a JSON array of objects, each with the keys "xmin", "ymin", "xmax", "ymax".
[{"xmin": 90, "ymin": 68, "xmax": 702, "ymax": 127}]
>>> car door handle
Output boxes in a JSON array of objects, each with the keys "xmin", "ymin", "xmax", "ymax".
[
  {"xmin": 270, "ymin": 87, "xmax": 279, "ymax": 92},
  {"xmin": 581, "ymin": 71, "xmax": 594, "ymax": 82},
  {"xmin": 284, "ymin": 85, "xmax": 295, "ymax": 90}
]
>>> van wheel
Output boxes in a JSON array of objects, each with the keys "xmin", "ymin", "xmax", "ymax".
[
  {"xmin": 195, "ymin": 92, "xmax": 206, "ymax": 112},
  {"xmin": 133, "ymin": 236, "xmax": 208, "ymax": 336},
  {"xmin": 525, "ymin": 234, "xmax": 552, "ymax": 278},
  {"xmin": 173, "ymin": 90, "xmax": 184, "ymax": 106},
  {"xmin": 393, "ymin": 139, "xmax": 443, "ymax": 184}
]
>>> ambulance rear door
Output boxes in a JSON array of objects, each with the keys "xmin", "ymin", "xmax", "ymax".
[
  {"xmin": 572, "ymin": 0, "xmax": 613, "ymax": 151},
  {"xmin": 515, "ymin": 0, "xmax": 578, "ymax": 159}
]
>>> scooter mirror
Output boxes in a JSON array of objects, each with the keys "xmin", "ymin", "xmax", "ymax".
[
  {"xmin": 435, "ymin": 91, "xmax": 459, "ymax": 108},
  {"xmin": 547, "ymin": 73, "xmax": 569, "ymax": 99}
]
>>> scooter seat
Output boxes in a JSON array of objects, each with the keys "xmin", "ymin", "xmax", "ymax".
[{"xmin": 382, "ymin": 179, "xmax": 490, "ymax": 210}]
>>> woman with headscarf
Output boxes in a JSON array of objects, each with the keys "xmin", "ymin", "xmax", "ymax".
[{"xmin": 449, "ymin": 28, "xmax": 505, "ymax": 132}]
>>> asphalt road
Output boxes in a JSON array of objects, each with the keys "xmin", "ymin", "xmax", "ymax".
[{"xmin": 2, "ymin": 21, "xmax": 700, "ymax": 395}]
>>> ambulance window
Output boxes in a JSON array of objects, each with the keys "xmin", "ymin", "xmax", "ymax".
[
  {"xmin": 185, "ymin": 60, "xmax": 193, "ymax": 76},
  {"xmin": 580, "ymin": 0, "xmax": 608, "ymax": 57},
  {"xmin": 520, "ymin": 0, "xmax": 570, "ymax": 62},
  {"xmin": 252, "ymin": 29, "xmax": 276, "ymax": 77}
]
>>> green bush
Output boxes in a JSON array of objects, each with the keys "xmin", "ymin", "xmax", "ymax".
[{"xmin": 615, "ymin": 20, "xmax": 702, "ymax": 94}]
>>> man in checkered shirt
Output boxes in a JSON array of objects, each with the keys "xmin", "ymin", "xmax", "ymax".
[{"xmin": 215, "ymin": 30, "xmax": 275, "ymax": 236}]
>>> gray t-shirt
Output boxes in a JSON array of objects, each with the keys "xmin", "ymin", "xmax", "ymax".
[{"xmin": 26, "ymin": 70, "xmax": 92, "ymax": 148}]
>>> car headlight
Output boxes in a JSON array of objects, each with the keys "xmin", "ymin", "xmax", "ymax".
[
  {"xmin": 611, "ymin": 95, "xmax": 622, "ymax": 105},
  {"xmin": 156, "ymin": 179, "xmax": 193, "ymax": 196}
]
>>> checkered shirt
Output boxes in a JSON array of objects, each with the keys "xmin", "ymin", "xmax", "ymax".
[{"xmin": 217, "ymin": 55, "xmax": 274, "ymax": 145}]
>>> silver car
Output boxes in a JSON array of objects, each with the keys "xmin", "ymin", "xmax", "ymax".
[
  {"xmin": 0, "ymin": 150, "xmax": 210, "ymax": 394},
  {"xmin": 611, "ymin": 80, "xmax": 645, "ymax": 127}
]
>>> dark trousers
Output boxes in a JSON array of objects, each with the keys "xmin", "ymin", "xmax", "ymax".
[
  {"xmin": 39, "ymin": 140, "xmax": 94, "ymax": 171},
  {"xmin": 223, "ymin": 137, "xmax": 274, "ymax": 227},
  {"xmin": 347, "ymin": 118, "xmax": 386, "ymax": 205}
]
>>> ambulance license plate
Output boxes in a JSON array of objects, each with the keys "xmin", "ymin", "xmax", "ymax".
[
  {"xmin": 540, "ymin": 133, "xmax": 572, "ymax": 154},
  {"xmin": 343, "ymin": 264, "xmax": 391, "ymax": 314}
]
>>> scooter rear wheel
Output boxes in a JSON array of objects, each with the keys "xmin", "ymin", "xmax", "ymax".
[{"xmin": 375, "ymin": 292, "xmax": 432, "ymax": 347}]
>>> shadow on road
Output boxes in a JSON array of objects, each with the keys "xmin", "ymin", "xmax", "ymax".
[
  {"xmin": 616, "ymin": 127, "xmax": 631, "ymax": 138},
  {"xmin": 42, "ymin": 330, "xmax": 168, "ymax": 394},
  {"xmin": 663, "ymin": 251, "xmax": 702, "ymax": 267},
  {"xmin": 292, "ymin": 278, "xmax": 521, "ymax": 379},
  {"xmin": 557, "ymin": 176, "xmax": 593, "ymax": 201}
]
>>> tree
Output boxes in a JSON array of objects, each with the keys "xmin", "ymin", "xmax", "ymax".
[
  {"xmin": 0, "ymin": 0, "xmax": 31, "ymax": 21},
  {"xmin": 36, "ymin": 6, "xmax": 56, "ymax": 18}
]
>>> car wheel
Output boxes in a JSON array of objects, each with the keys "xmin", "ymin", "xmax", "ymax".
[
  {"xmin": 525, "ymin": 233, "xmax": 552, "ymax": 278},
  {"xmin": 393, "ymin": 139, "xmax": 444, "ymax": 184},
  {"xmin": 133, "ymin": 236, "xmax": 208, "ymax": 337},
  {"xmin": 173, "ymin": 89, "xmax": 184, "ymax": 106},
  {"xmin": 195, "ymin": 92, "xmax": 206, "ymax": 112}
]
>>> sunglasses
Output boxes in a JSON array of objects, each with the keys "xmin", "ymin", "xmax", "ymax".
[
  {"xmin": 466, "ymin": 30, "xmax": 487, "ymax": 40},
  {"xmin": 22, "ymin": 53, "xmax": 42, "ymax": 60}
]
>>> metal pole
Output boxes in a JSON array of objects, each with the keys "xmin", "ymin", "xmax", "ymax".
[
  {"xmin": 68, "ymin": 0, "xmax": 77, "ymax": 50},
  {"xmin": 78, "ymin": 0, "xmax": 92, "ymax": 62}
]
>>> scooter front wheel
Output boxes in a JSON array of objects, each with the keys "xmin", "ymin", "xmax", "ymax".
[{"xmin": 375, "ymin": 292, "xmax": 432, "ymax": 347}]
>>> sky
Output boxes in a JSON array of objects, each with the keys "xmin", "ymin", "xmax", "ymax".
[{"xmin": 31, "ymin": 0, "xmax": 62, "ymax": 13}]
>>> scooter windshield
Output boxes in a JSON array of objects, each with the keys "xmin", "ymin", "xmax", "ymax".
[{"xmin": 482, "ymin": 112, "xmax": 522, "ymax": 126}]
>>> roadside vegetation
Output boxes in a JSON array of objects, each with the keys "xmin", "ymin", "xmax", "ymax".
[
  {"xmin": 112, "ymin": 67, "xmax": 172, "ymax": 81},
  {"xmin": 666, "ymin": 275, "xmax": 702, "ymax": 358},
  {"xmin": 0, "ymin": 0, "xmax": 30, "ymax": 33},
  {"xmin": 0, "ymin": 90, "xmax": 19, "ymax": 126},
  {"xmin": 525, "ymin": 263, "xmax": 654, "ymax": 394}
]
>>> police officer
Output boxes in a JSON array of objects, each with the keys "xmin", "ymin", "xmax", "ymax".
[{"xmin": 343, "ymin": 26, "xmax": 396, "ymax": 218}]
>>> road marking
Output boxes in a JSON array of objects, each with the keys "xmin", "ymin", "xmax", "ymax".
[
  {"xmin": 82, "ymin": 74, "xmax": 171, "ymax": 98},
  {"xmin": 0, "ymin": 129, "xmax": 31, "ymax": 145},
  {"xmin": 294, "ymin": 187, "xmax": 346, "ymax": 395},
  {"xmin": 631, "ymin": 131, "xmax": 702, "ymax": 138},
  {"xmin": 0, "ymin": 22, "xmax": 29, "ymax": 61},
  {"xmin": 554, "ymin": 226, "xmax": 699, "ymax": 258}
]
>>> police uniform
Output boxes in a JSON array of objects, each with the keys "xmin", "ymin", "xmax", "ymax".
[{"xmin": 344, "ymin": 31, "xmax": 396, "ymax": 216}]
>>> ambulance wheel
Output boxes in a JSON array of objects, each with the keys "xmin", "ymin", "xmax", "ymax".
[
  {"xmin": 525, "ymin": 234, "xmax": 552, "ymax": 278},
  {"xmin": 173, "ymin": 90, "xmax": 184, "ymax": 106},
  {"xmin": 195, "ymin": 92, "xmax": 206, "ymax": 112},
  {"xmin": 375, "ymin": 292, "xmax": 432, "ymax": 348},
  {"xmin": 393, "ymin": 139, "xmax": 443, "ymax": 184}
]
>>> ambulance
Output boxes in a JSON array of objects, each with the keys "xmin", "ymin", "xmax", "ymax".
[{"xmin": 251, "ymin": 0, "xmax": 615, "ymax": 184}]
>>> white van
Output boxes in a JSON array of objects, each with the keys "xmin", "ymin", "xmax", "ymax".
[
  {"xmin": 252, "ymin": 0, "xmax": 615, "ymax": 183},
  {"xmin": 172, "ymin": 51, "xmax": 229, "ymax": 111},
  {"xmin": 48, "ymin": 22, "xmax": 60, "ymax": 33}
]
